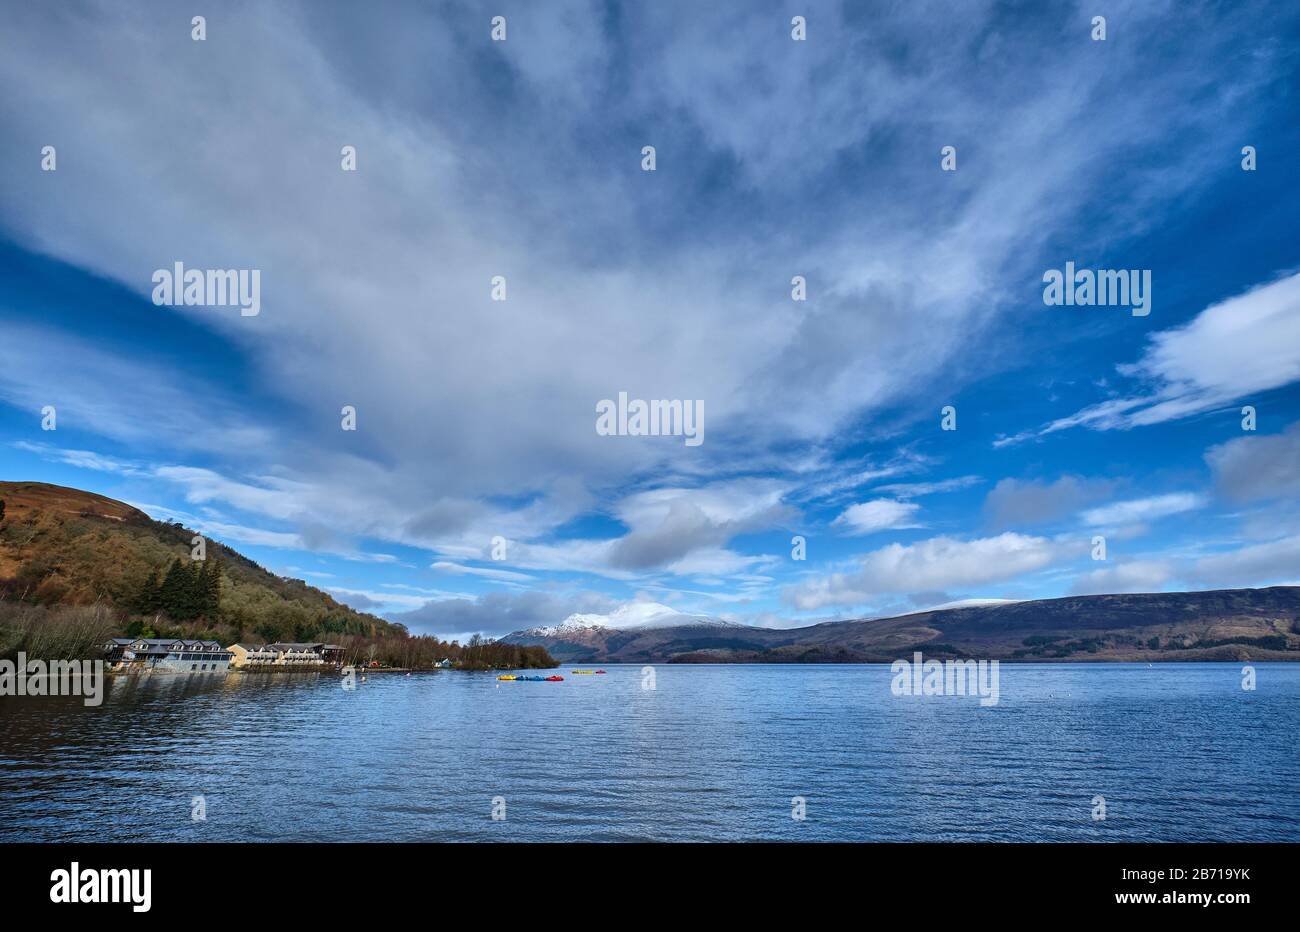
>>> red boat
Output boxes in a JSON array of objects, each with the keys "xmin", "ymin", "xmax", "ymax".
[{"xmin": 544, "ymin": 675, "xmax": 564, "ymax": 682}]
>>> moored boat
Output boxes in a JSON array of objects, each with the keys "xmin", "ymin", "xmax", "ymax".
[{"xmin": 498, "ymin": 673, "xmax": 564, "ymax": 682}]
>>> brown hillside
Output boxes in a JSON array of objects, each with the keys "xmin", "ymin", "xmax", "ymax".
[
  {"xmin": 0, "ymin": 481, "xmax": 151, "ymax": 524},
  {"xmin": 0, "ymin": 479, "xmax": 404, "ymax": 639}
]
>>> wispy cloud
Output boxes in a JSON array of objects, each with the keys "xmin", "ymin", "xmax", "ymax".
[
  {"xmin": 1080, "ymin": 493, "xmax": 1206, "ymax": 528},
  {"xmin": 430, "ymin": 561, "xmax": 535, "ymax": 583},
  {"xmin": 873, "ymin": 476, "xmax": 983, "ymax": 498},
  {"xmin": 1002, "ymin": 273, "xmax": 1300, "ymax": 444}
]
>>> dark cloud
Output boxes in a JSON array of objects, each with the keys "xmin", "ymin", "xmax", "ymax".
[
  {"xmin": 329, "ymin": 589, "xmax": 384, "ymax": 611},
  {"xmin": 606, "ymin": 500, "xmax": 726, "ymax": 570},
  {"xmin": 1206, "ymin": 421, "xmax": 1300, "ymax": 503},
  {"xmin": 983, "ymin": 476, "xmax": 1117, "ymax": 529},
  {"xmin": 402, "ymin": 499, "xmax": 486, "ymax": 540}
]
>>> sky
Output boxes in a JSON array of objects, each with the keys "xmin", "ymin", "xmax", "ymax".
[{"xmin": 1, "ymin": 0, "xmax": 1299, "ymax": 642}]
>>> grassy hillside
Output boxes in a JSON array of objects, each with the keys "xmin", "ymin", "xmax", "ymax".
[
  {"xmin": 0, "ymin": 480, "xmax": 399, "ymax": 641},
  {"xmin": 0, "ymin": 481, "xmax": 555, "ymax": 670}
]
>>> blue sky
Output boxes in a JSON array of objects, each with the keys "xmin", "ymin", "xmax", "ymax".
[{"xmin": 2, "ymin": 0, "xmax": 1299, "ymax": 640}]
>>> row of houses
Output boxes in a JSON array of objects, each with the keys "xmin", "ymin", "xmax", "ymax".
[
  {"xmin": 227, "ymin": 642, "xmax": 345, "ymax": 669},
  {"xmin": 104, "ymin": 639, "xmax": 345, "ymax": 674}
]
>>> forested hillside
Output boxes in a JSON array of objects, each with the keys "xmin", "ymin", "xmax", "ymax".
[{"xmin": 0, "ymin": 481, "xmax": 554, "ymax": 669}]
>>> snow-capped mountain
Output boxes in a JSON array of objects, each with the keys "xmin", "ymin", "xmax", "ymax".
[{"xmin": 524, "ymin": 601, "xmax": 737, "ymax": 637}]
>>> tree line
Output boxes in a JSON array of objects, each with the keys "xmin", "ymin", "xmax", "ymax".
[
  {"xmin": 1, "ymin": 500, "xmax": 558, "ymax": 667},
  {"xmin": 339, "ymin": 631, "xmax": 556, "ymax": 670},
  {"xmin": 133, "ymin": 558, "xmax": 223, "ymax": 621}
]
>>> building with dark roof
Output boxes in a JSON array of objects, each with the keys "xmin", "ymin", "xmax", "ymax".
[{"xmin": 103, "ymin": 638, "xmax": 232, "ymax": 674}]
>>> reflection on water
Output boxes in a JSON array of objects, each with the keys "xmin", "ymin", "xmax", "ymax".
[{"xmin": 2, "ymin": 663, "xmax": 1297, "ymax": 841}]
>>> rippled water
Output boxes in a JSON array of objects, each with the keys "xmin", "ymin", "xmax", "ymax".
[{"xmin": 2, "ymin": 663, "xmax": 1297, "ymax": 841}]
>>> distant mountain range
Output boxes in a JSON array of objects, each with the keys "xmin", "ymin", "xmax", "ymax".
[
  {"xmin": 501, "ymin": 588, "xmax": 1300, "ymax": 663},
  {"xmin": 521, "ymin": 600, "xmax": 740, "ymax": 637}
]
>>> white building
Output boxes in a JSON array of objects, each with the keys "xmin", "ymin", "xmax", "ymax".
[{"xmin": 104, "ymin": 638, "xmax": 232, "ymax": 674}]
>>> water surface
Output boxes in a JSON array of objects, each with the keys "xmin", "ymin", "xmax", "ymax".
[{"xmin": 2, "ymin": 663, "xmax": 1296, "ymax": 841}]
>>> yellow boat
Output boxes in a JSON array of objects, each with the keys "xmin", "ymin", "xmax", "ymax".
[
  {"xmin": 496, "ymin": 674, "xmax": 518, "ymax": 681},
  {"xmin": 572, "ymin": 669, "xmax": 597, "ymax": 674}
]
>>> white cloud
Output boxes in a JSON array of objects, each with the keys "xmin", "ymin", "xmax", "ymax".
[
  {"xmin": 663, "ymin": 548, "xmax": 776, "ymax": 577},
  {"xmin": 1027, "ymin": 272, "xmax": 1300, "ymax": 439},
  {"xmin": 387, "ymin": 589, "xmax": 617, "ymax": 638},
  {"xmin": 1069, "ymin": 561, "xmax": 1174, "ymax": 595},
  {"xmin": 872, "ymin": 476, "xmax": 982, "ymax": 498},
  {"xmin": 325, "ymin": 586, "xmax": 439, "ymax": 611},
  {"xmin": 12, "ymin": 442, "xmax": 143, "ymax": 476},
  {"xmin": 30, "ymin": 439, "xmax": 792, "ymax": 581},
  {"xmin": 786, "ymin": 533, "xmax": 1063, "ymax": 610},
  {"xmin": 197, "ymin": 521, "xmax": 307, "ymax": 550},
  {"xmin": 1192, "ymin": 536, "xmax": 1300, "ymax": 588},
  {"xmin": 430, "ymin": 561, "xmax": 535, "ymax": 583},
  {"xmin": 0, "ymin": 0, "xmax": 1272, "ymax": 512},
  {"xmin": 831, "ymin": 499, "xmax": 923, "ymax": 535},
  {"xmin": 537, "ymin": 600, "xmax": 704, "ymax": 634},
  {"xmin": 1, "ymin": 1, "xmax": 1289, "ymax": 617},
  {"xmin": 0, "ymin": 328, "xmax": 273, "ymax": 456},
  {"xmin": 1080, "ymin": 493, "xmax": 1205, "ymax": 527}
]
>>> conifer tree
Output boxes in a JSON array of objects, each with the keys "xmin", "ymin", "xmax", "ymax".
[
  {"xmin": 159, "ymin": 558, "xmax": 191, "ymax": 619},
  {"xmin": 135, "ymin": 567, "xmax": 162, "ymax": 615}
]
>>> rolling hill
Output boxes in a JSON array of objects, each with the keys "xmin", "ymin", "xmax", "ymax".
[{"xmin": 502, "ymin": 587, "xmax": 1300, "ymax": 663}]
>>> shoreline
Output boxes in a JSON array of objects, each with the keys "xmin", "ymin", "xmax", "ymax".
[{"xmin": 38, "ymin": 654, "xmax": 1300, "ymax": 674}]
